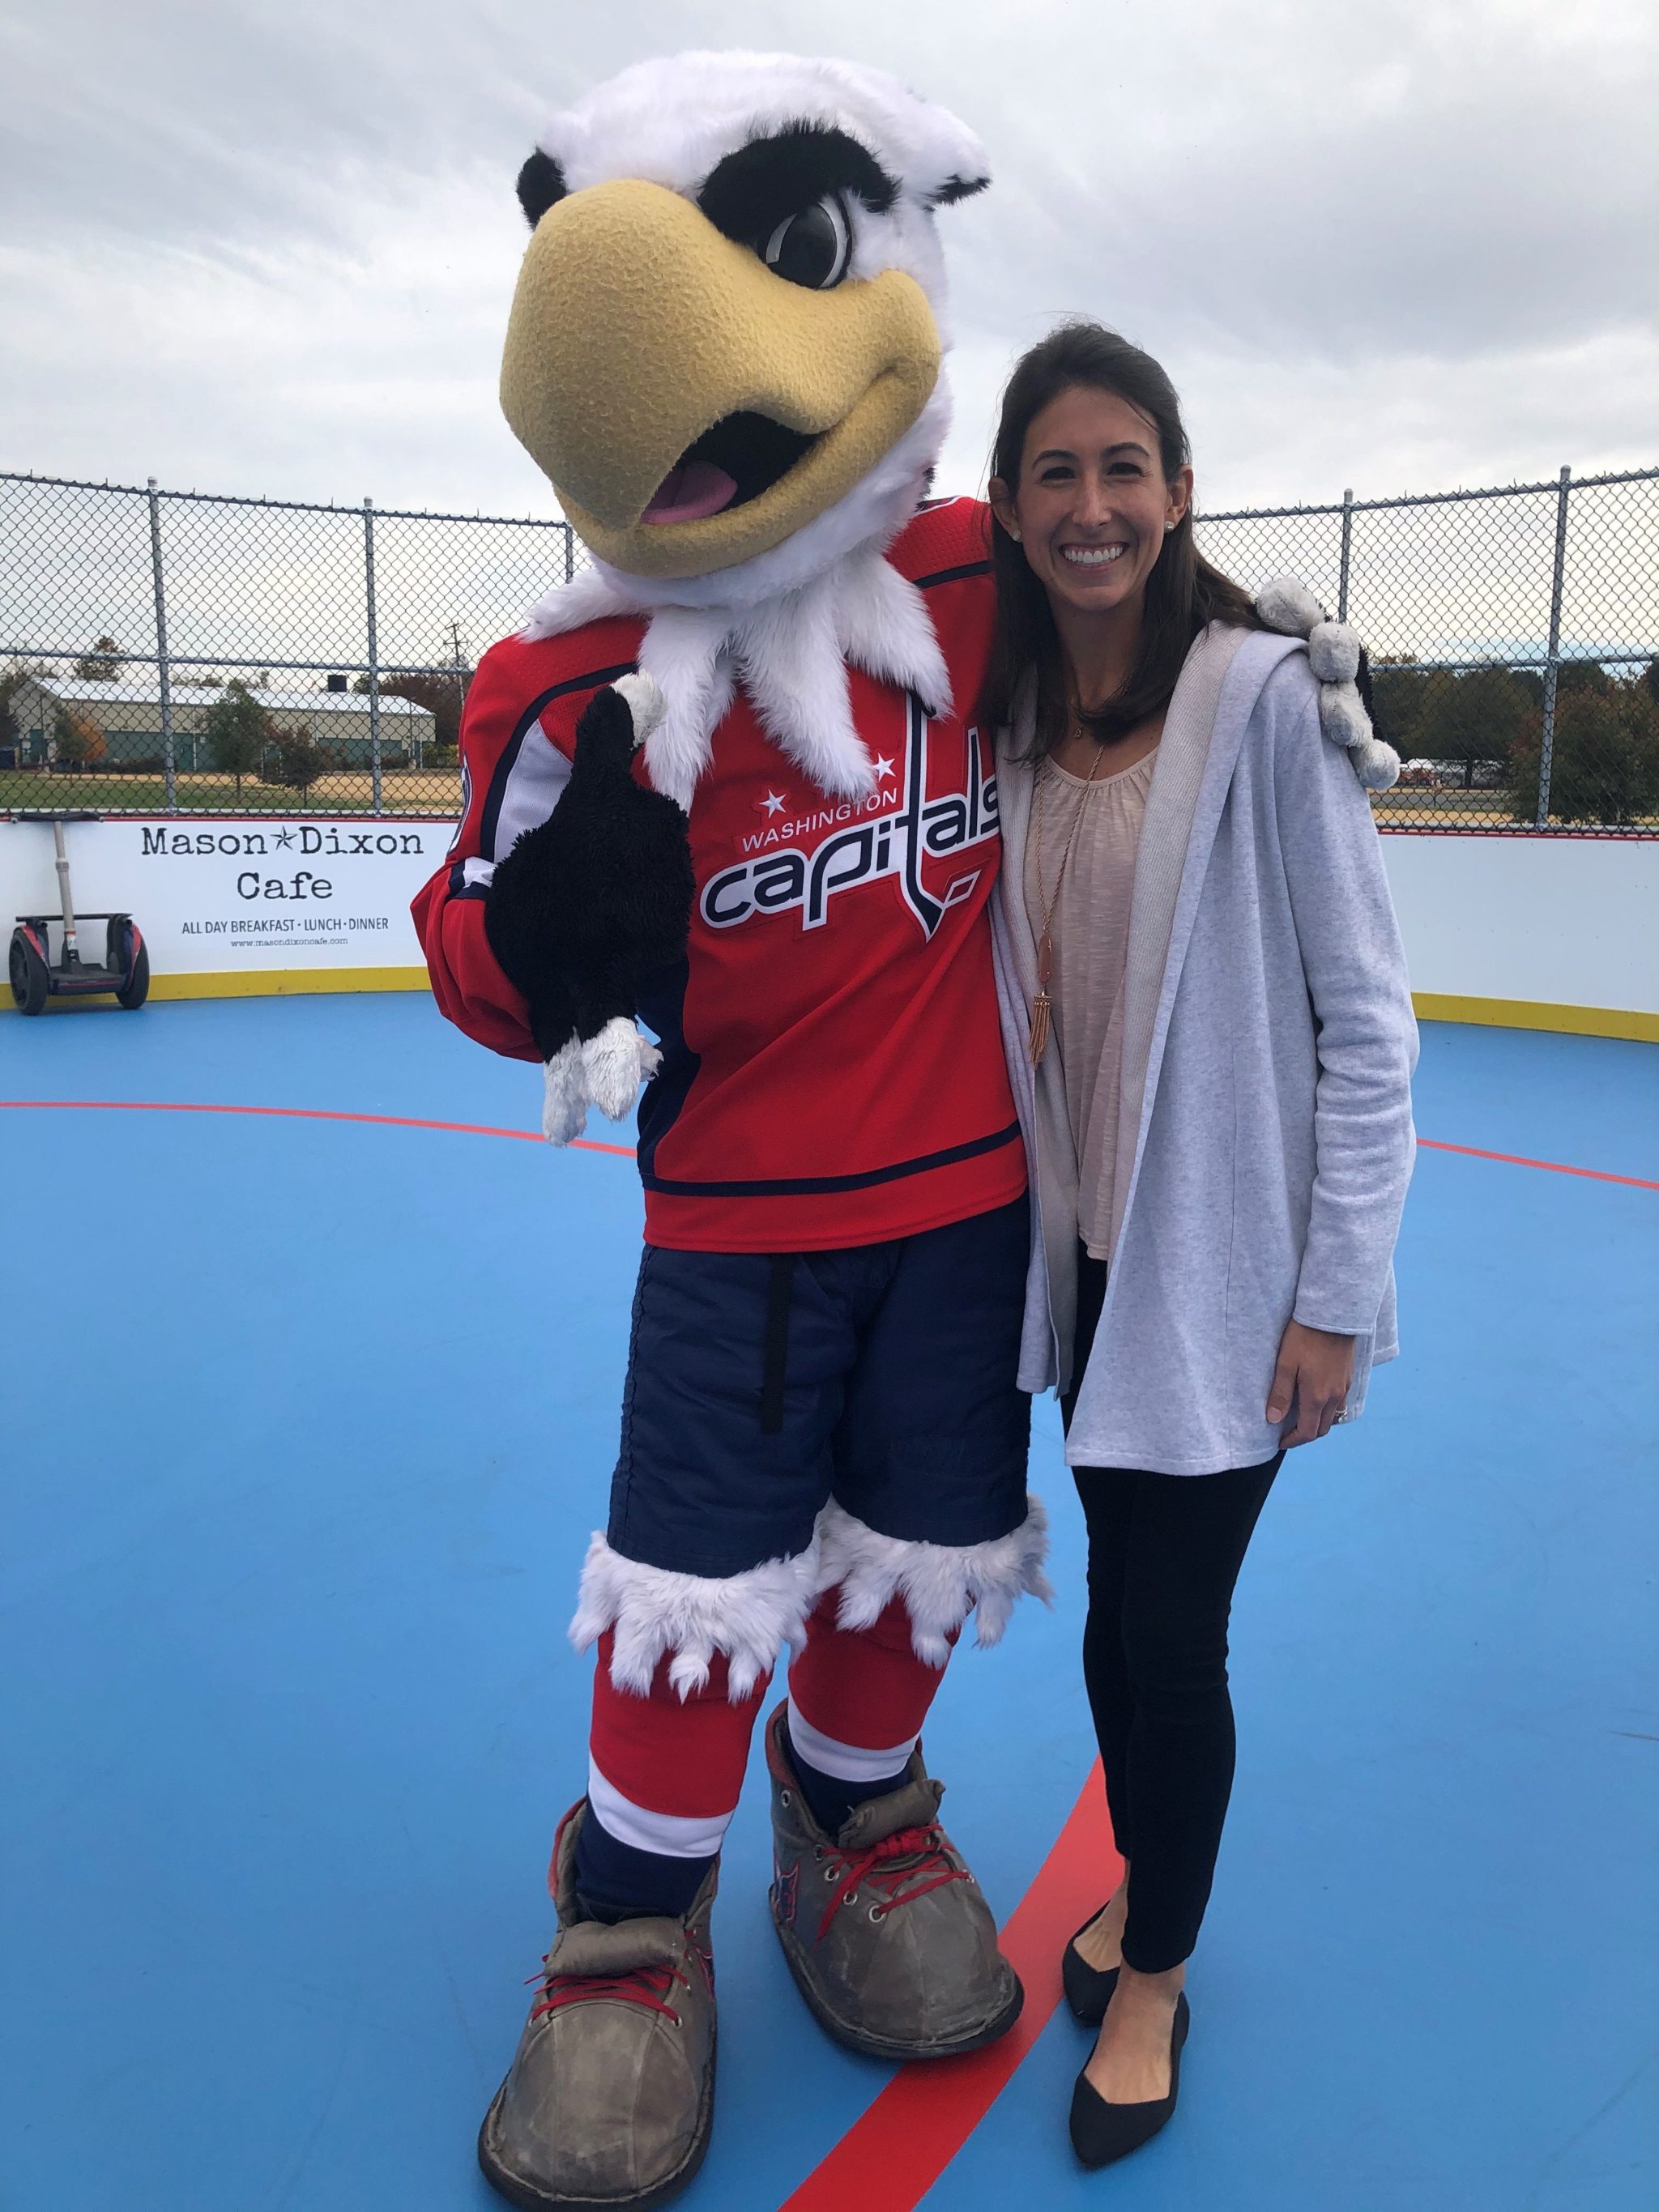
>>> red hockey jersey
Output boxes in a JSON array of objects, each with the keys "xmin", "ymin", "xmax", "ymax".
[{"xmin": 412, "ymin": 497, "xmax": 1025, "ymax": 1252}]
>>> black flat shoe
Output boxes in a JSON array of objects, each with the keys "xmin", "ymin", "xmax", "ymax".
[
  {"xmin": 1060, "ymin": 1909, "xmax": 1120, "ymax": 2024},
  {"xmin": 1068, "ymin": 1990, "xmax": 1189, "ymax": 2169}
]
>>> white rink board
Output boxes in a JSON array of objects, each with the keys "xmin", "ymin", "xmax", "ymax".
[
  {"xmin": 0, "ymin": 815, "xmax": 449, "ymax": 972},
  {"xmin": 1378, "ymin": 832, "xmax": 1659, "ymax": 1017},
  {"xmin": 2, "ymin": 816, "xmax": 1655, "ymax": 1018}
]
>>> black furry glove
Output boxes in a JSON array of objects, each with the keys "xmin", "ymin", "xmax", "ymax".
[{"xmin": 484, "ymin": 673, "xmax": 693, "ymax": 1142}]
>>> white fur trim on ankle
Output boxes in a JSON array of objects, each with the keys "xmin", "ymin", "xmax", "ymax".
[
  {"xmin": 570, "ymin": 1531, "xmax": 821, "ymax": 1702},
  {"xmin": 816, "ymin": 1496, "xmax": 1052, "ymax": 1667}
]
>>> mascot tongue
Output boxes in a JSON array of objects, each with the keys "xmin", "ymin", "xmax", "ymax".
[{"xmin": 641, "ymin": 460, "xmax": 738, "ymax": 525}]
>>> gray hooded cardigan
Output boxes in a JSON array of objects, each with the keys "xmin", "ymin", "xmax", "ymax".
[{"xmin": 990, "ymin": 623, "xmax": 1419, "ymax": 1476}]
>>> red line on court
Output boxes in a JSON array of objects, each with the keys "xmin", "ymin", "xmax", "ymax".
[
  {"xmin": 0, "ymin": 1097, "xmax": 635, "ymax": 1157},
  {"xmin": 781, "ymin": 1764, "xmax": 1118, "ymax": 2212},
  {"xmin": 1415, "ymin": 1136, "xmax": 1659, "ymax": 1191},
  {"xmin": 2, "ymin": 1102, "xmax": 1655, "ymax": 1190}
]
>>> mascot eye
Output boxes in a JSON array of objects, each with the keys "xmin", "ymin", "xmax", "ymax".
[{"xmin": 763, "ymin": 194, "xmax": 852, "ymax": 289}]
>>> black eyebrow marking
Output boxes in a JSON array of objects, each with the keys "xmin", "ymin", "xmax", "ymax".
[
  {"xmin": 697, "ymin": 121, "xmax": 898, "ymax": 247},
  {"xmin": 516, "ymin": 149, "xmax": 568, "ymax": 228}
]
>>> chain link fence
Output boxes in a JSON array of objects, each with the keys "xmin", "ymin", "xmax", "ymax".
[
  {"xmin": 1196, "ymin": 467, "xmax": 1659, "ymax": 832},
  {"xmin": 3, "ymin": 465, "xmax": 1656, "ymax": 829}
]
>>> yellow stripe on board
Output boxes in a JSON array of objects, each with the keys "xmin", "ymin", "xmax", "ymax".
[
  {"xmin": 6, "ymin": 966, "xmax": 1653, "ymax": 1042},
  {"xmin": 0, "ymin": 965, "xmax": 431, "ymax": 1011},
  {"xmin": 147, "ymin": 966, "xmax": 432, "ymax": 1002},
  {"xmin": 1412, "ymin": 993, "xmax": 1658, "ymax": 1043}
]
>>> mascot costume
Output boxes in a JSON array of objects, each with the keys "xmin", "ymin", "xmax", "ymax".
[{"xmin": 412, "ymin": 50, "xmax": 1396, "ymax": 2210}]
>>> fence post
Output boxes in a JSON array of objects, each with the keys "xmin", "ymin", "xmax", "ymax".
[
  {"xmin": 449, "ymin": 620, "xmax": 471, "ymax": 764},
  {"xmin": 1535, "ymin": 464, "xmax": 1571, "ymax": 829},
  {"xmin": 1337, "ymin": 488, "xmax": 1354, "ymax": 622},
  {"xmin": 563, "ymin": 520, "xmax": 574, "ymax": 586},
  {"xmin": 363, "ymin": 497, "xmax": 382, "ymax": 816},
  {"xmin": 146, "ymin": 477, "xmax": 177, "ymax": 812}
]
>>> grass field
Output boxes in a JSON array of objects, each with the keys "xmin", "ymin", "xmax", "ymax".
[
  {"xmin": 3, "ymin": 768, "xmax": 1650, "ymax": 831},
  {"xmin": 0, "ymin": 769, "xmax": 462, "ymax": 816}
]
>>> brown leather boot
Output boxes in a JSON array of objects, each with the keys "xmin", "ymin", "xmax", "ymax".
[
  {"xmin": 477, "ymin": 1802, "xmax": 718, "ymax": 2210},
  {"xmin": 765, "ymin": 1703, "xmax": 1022, "ymax": 2060}
]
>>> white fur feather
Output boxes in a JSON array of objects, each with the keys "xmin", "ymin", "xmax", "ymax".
[
  {"xmin": 835, "ymin": 544, "xmax": 953, "ymax": 719},
  {"xmin": 611, "ymin": 670, "xmax": 666, "ymax": 748},
  {"xmin": 541, "ymin": 1039, "xmax": 589, "ymax": 1145},
  {"xmin": 582, "ymin": 1016, "xmax": 658, "ymax": 1121},
  {"xmin": 571, "ymin": 1529, "xmax": 822, "ymax": 1702},
  {"xmin": 817, "ymin": 1496, "xmax": 1052, "ymax": 1667}
]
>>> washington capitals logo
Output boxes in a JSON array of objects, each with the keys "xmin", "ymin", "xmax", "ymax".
[
  {"xmin": 771, "ymin": 1857, "xmax": 800, "ymax": 1930},
  {"xmin": 699, "ymin": 697, "xmax": 999, "ymax": 942}
]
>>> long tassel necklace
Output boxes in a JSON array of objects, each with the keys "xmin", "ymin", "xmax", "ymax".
[{"xmin": 1029, "ymin": 735, "xmax": 1109, "ymax": 1064}]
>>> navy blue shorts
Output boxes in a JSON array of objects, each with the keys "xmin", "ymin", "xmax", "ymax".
[{"xmin": 608, "ymin": 1198, "xmax": 1032, "ymax": 1579}]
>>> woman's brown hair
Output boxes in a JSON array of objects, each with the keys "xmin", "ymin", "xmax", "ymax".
[{"xmin": 980, "ymin": 321, "xmax": 1263, "ymax": 757}]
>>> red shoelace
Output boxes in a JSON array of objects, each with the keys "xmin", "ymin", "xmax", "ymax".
[
  {"xmin": 530, "ymin": 1958, "xmax": 690, "ymax": 2027},
  {"xmin": 816, "ymin": 1824, "xmax": 970, "ymax": 1943}
]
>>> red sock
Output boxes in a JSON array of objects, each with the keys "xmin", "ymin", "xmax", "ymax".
[
  {"xmin": 786, "ymin": 1591, "xmax": 957, "ymax": 1789},
  {"xmin": 582, "ymin": 1629, "xmax": 770, "ymax": 1866}
]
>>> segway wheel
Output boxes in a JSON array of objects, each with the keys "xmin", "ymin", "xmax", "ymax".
[
  {"xmin": 115, "ymin": 943, "xmax": 151, "ymax": 1011},
  {"xmin": 8, "ymin": 931, "xmax": 49, "ymax": 1016}
]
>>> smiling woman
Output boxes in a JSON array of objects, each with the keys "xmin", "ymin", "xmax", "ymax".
[
  {"xmin": 983, "ymin": 320, "xmax": 1418, "ymax": 2171},
  {"xmin": 984, "ymin": 324, "xmax": 1265, "ymax": 757}
]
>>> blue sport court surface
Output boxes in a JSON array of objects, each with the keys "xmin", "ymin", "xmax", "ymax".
[{"xmin": 3, "ymin": 995, "xmax": 1656, "ymax": 2211}]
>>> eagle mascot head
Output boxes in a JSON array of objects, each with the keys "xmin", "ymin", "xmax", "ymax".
[{"xmin": 500, "ymin": 51, "xmax": 990, "ymax": 810}]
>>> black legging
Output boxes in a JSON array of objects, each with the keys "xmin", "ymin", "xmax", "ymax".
[{"xmin": 1064, "ymin": 1247, "xmax": 1282, "ymax": 1975}]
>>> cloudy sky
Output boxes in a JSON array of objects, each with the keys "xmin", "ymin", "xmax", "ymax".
[{"xmin": 3, "ymin": 0, "xmax": 1655, "ymax": 522}]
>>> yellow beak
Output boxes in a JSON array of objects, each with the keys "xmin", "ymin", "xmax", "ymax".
[{"xmin": 500, "ymin": 178, "xmax": 940, "ymax": 579}]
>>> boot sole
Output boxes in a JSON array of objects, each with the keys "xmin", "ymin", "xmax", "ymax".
[
  {"xmin": 770, "ymin": 1912, "xmax": 1025, "ymax": 2062},
  {"xmin": 476, "ymin": 2022, "xmax": 716, "ymax": 2212}
]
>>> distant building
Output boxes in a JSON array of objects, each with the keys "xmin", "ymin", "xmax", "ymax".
[{"xmin": 8, "ymin": 676, "xmax": 438, "ymax": 772}]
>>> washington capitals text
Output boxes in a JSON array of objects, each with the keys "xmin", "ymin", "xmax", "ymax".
[{"xmin": 700, "ymin": 703, "xmax": 999, "ymax": 940}]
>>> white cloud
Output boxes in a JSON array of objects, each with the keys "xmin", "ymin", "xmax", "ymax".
[{"xmin": 2, "ymin": 0, "xmax": 1654, "ymax": 526}]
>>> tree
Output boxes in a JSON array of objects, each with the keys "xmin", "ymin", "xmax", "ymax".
[
  {"xmin": 202, "ymin": 678, "xmax": 271, "ymax": 800},
  {"xmin": 1555, "ymin": 659, "xmax": 1612, "ymax": 698},
  {"xmin": 52, "ymin": 703, "xmax": 108, "ymax": 771},
  {"xmin": 267, "ymin": 722, "xmax": 334, "ymax": 802},
  {"xmin": 73, "ymin": 633, "xmax": 123, "ymax": 681},
  {"xmin": 1511, "ymin": 680, "xmax": 1659, "ymax": 826},
  {"xmin": 378, "ymin": 669, "xmax": 466, "ymax": 751},
  {"xmin": 1415, "ymin": 663, "xmax": 1531, "ymax": 788},
  {"xmin": 1, "ymin": 663, "xmax": 32, "ymax": 748},
  {"xmin": 1367, "ymin": 656, "xmax": 1428, "ymax": 758},
  {"xmin": 1643, "ymin": 658, "xmax": 1659, "ymax": 709}
]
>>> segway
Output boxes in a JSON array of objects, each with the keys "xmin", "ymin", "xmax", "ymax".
[{"xmin": 8, "ymin": 813, "xmax": 148, "ymax": 1014}]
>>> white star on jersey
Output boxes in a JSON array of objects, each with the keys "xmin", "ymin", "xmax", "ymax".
[
  {"xmin": 872, "ymin": 756, "xmax": 896, "ymax": 780},
  {"xmin": 759, "ymin": 791, "xmax": 787, "ymax": 816}
]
